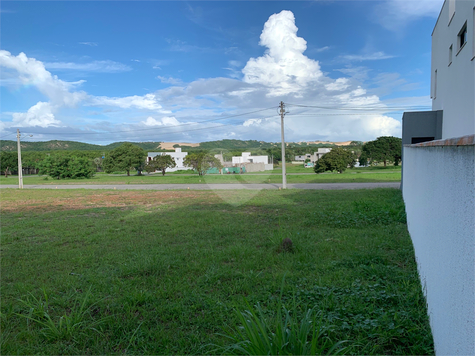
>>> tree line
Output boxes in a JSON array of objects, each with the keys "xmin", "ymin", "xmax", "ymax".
[{"xmin": 0, "ymin": 137, "xmax": 401, "ymax": 179}]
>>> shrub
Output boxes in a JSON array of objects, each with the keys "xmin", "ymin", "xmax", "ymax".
[{"xmin": 39, "ymin": 155, "xmax": 95, "ymax": 179}]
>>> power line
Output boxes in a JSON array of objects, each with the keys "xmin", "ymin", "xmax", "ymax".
[
  {"xmin": 25, "ymin": 107, "xmax": 278, "ymax": 136},
  {"xmin": 285, "ymin": 103, "xmax": 431, "ymax": 111},
  {"xmin": 286, "ymin": 113, "xmax": 405, "ymax": 116},
  {"xmin": 0, "ymin": 132, "xmax": 17, "ymax": 140}
]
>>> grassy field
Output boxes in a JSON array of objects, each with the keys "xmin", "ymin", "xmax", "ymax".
[
  {"xmin": 1, "ymin": 188, "xmax": 432, "ymax": 354},
  {"xmin": 0, "ymin": 166, "xmax": 401, "ymax": 185}
]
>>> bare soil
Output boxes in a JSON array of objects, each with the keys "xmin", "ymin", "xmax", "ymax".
[{"xmin": 0, "ymin": 191, "xmax": 219, "ymax": 213}]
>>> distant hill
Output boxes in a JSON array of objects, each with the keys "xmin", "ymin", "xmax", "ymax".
[
  {"xmin": 0, "ymin": 139, "xmax": 355, "ymax": 152},
  {"xmin": 0, "ymin": 140, "xmax": 164, "ymax": 152}
]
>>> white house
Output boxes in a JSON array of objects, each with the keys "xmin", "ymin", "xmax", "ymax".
[
  {"xmin": 431, "ymin": 0, "xmax": 475, "ymax": 139},
  {"xmin": 402, "ymin": 1, "xmax": 474, "ymax": 355},
  {"xmin": 232, "ymin": 152, "xmax": 269, "ymax": 165},
  {"xmin": 312, "ymin": 148, "xmax": 332, "ymax": 162},
  {"xmin": 147, "ymin": 147, "xmax": 189, "ymax": 172}
]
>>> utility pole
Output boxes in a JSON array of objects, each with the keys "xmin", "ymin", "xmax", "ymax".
[
  {"xmin": 16, "ymin": 129, "xmax": 23, "ymax": 189},
  {"xmin": 279, "ymin": 101, "xmax": 287, "ymax": 189}
]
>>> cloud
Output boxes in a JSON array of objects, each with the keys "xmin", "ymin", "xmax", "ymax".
[
  {"xmin": 79, "ymin": 42, "xmax": 98, "ymax": 47},
  {"xmin": 243, "ymin": 118, "xmax": 262, "ymax": 127},
  {"xmin": 45, "ymin": 60, "xmax": 132, "ymax": 73},
  {"xmin": 375, "ymin": 0, "xmax": 444, "ymax": 31},
  {"xmin": 157, "ymin": 76, "xmax": 182, "ymax": 85},
  {"xmin": 325, "ymin": 78, "xmax": 350, "ymax": 91},
  {"xmin": 89, "ymin": 93, "xmax": 163, "ymax": 111},
  {"xmin": 11, "ymin": 102, "xmax": 61, "ymax": 127},
  {"xmin": 338, "ymin": 51, "xmax": 395, "ymax": 62},
  {"xmin": 148, "ymin": 59, "xmax": 169, "ymax": 69},
  {"xmin": 242, "ymin": 10, "xmax": 323, "ymax": 97},
  {"xmin": 166, "ymin": 39, "xmax": 211, "ymax": 53},
  {"xmin": 142, "ymin": 116, "xmax": 180, "ymax": 126},
  {"xmin": 2, "ymin": 10, "xmax": 421, "ymax": 144},
  {"xmin": 315, "ymin": 46, "xmax": 330, "ymax": 53},
  {"xmin": 0, "ymin": 50, "xmax": 86, "ymax": 106}
]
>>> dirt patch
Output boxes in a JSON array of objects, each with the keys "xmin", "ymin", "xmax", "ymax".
[
  {"xmin": 1, "ymin": 191, "xmax": 218, "ymax": 213},
  {"xmin": 304, "ymin": 140, "xmax": 353, "ymax": 146},
  {"xmin": 159, "ymin": 142, "xmax": 200, "ymax": 150}
]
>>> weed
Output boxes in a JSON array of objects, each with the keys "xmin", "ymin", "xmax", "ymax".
[
  {"xmin": 16, "ymin": 288, "xmax": 108, "ymax": 342},
  {"xmin": 216, "ymin": 300, "xmax": 348, "ymax": 355}
]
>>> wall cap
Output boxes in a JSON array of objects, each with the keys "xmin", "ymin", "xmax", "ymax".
[{"xmin": 404, "ymin": 134, "xmax": 475, "ymax": 147}]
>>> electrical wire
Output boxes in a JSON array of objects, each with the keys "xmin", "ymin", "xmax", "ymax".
[
  {"xmin": 285, "ymin": 103, "xmax": 431, "ymax": 111},
  {"xmin": 286, "ymin": 113, "xmax": 399, "ymax": 116},
  {"xmin": 0, "ymin": 132, "xmax": 17, "ymax": 140},
  {"xmin": 24, "ymin": 107, "xmax": 278, "ymax": 136}
]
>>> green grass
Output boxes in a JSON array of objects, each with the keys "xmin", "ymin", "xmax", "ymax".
[
  {"xmin": 0, "ymin": 166, "xmax": 401, "ymax": 185},
  {"xmin": 281, "ymin": 163, "xmax": 401, "ymax": 174},
  {"xmin": 0, "ymin": 188, "xmax": 432, "ymax": 355}
]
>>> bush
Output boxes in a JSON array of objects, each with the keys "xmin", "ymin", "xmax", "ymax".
[{"xmin": 39, "ymin": 155, "xmax": 95, "ymax": 179}]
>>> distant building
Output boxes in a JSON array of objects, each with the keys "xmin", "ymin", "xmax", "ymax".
[
  {"xmin": 311, "ymin": 148, "xmax": 332, "ymax": 162},
  {"xmin": 294, "ymin": 154, "xmax": 312, "ymax": 161},
  {"xmin": 231, "ymin": 152, "xmax": 273, "ymax": 171},
  {"xmin": 232, "ymin": 152, "xmax": 269, "ymax": 165},
  {"xmin": 147, "ymin": 147, "xmax": 189, "ymax": 172}
]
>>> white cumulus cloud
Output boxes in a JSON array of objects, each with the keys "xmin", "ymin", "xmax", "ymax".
[
  {"xmin": 242, "ymin": 10, "xmax": 323, "ymax": 96},
  {"xmin": 11, "ymin": 102, "xmax": 61, "ymax": 127},
  {"xmin": 0, "ymin": 50, "xmax": 86, "ymax": 107}
]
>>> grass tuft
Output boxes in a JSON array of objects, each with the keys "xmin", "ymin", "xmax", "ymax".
[{"xmin": 16, "ymin": 288, "xmax": 108, "ymax": 342}]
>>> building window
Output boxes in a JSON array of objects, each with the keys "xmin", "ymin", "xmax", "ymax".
[
  {"xmin": 458, "ymin": 22, "xmax": 468, "ymax": 52},
  {"xmin": 449, "ymin": 44, "xmax": 453, "ymax": 65},
  {"xmin": 431, "ymin": 70, "xmax": 437, "ymax": 99}
]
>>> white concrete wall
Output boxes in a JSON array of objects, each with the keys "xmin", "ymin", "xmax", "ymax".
[
  {"xmin": 432, "ymin": 0, "xmax": 475, "ymax": 138},
  {"xmin": 402, "ymin": 144, "xmax": 475, "ymax": 355}
]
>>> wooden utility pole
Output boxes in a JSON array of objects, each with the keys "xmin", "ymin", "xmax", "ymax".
[
  {"xmin": 279, "ymin": 101, "xmax": 287, "ymax": 189},
  {"xmin": 16, "ymin": 129, "xmax": 23, "ymax": 189}
]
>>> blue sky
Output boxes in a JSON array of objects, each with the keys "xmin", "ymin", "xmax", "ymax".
[{"xmin": 1, "ymin": 0, "xmax": 444, "ymax": 144}]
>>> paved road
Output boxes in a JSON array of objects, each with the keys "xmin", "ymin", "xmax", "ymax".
[{"xmin": 0, "ymin": 182, "xmax": 401, "ymax": 190}]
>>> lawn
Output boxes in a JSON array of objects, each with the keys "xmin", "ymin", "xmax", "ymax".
[
  {"xmin": 0, "ymin": 165, "xmax": 401, "ymax": 186},
  {"xmin": 0, "ymin": 188, "xmax": 432, "ymax": 355}
]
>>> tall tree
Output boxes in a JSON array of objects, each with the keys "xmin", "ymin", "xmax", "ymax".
[
  {"xmin": 361, "ymin": 136, "xmax": 402, "ymax": 167},
  {"xmin": 0, "ymin": 152, "xmax": 18, "ymax": 177},
  {"xmin": 184, "ymin": 152, "xmax": 222, "ymax": 176},
  {"xmin": 145, "ymin": 155, "xmax": 176, "ymax": 176},
  {"xmin": 314, "ymin": 147, "xmax": 356, "ymax": 174},
  {"xmin": 103, "ymin": 143, "xmax": 146, "ymax": 176}
]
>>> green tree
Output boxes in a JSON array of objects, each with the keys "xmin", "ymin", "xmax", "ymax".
[
  {"xmin": 145, "ymin": 155, "xmax": 176, "ymax": 175},
  {"xmin": 361, "ymin": 136, "xmax": 402, "ymax": 167},
  {"xmin": 0, "ymin": 152, "xmax": 18, "ymax": 177},
  {"xmin": 358, "ymin": 151, "xmax": 369, "ymax": 167},
  {"xmin": 314, "ymin": 147, "xmax": 356, "ymax": 174},
  {"xmin": 39, "ymin": 155, "xmax": 95, "ymax": 179},
  {"xmin": 183, "ymin": 152, "xmax": 222, "ymax": 176},
  {"xmin": 102, "ymin": 143, "xmax": 146, "ymax": 176}
]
